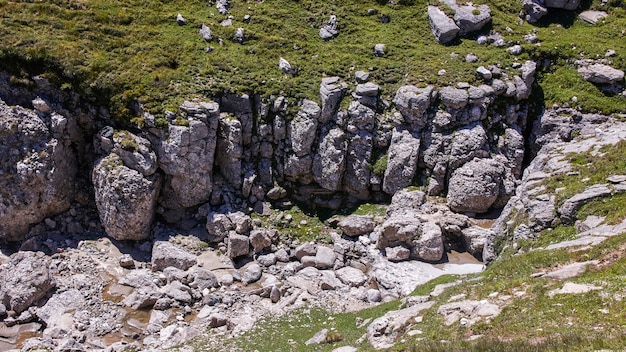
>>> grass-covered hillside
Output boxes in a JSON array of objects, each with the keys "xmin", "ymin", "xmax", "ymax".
[{"xmin": 1, "ymin": 0, "xmax": 625, "ymax": 121}]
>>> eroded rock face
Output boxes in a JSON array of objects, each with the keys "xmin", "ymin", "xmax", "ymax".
[
  {"xmin": 383, "ymin": 127, "xmax": 421, "ymax": 195},
  {"xmin": 0, "ymin": 99, "xmax": 77, "ymax": 241},
  {"xmin": 93, "ymin": 153, "xmax": 160, "ymax": 241},
  {"xmin": 152, "ymin": 102, "xmax": 219, "ymax": 210},
  {"xmin": 313, "ymin": 127, "xmax": 347, "ymax": 191},
  {"xmin": 0, "ymin": 251, "xmax": 55, "ymax": 314}
]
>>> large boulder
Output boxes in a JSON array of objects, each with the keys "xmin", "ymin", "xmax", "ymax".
[
  {"xmin": 428, "ymin": 6, "xmax": 460, "ymax": 44},
  {"xmin": 447, "ymin": 158, "xmax": 506, "ymax": 213},
  {"xmin": 0, "ymin": 251, "xmax": 56, "ymax": 314},
  {"xmin": 288, "ymin": 107, "xmax": 318, "ymax": 157},
  {"xmin": 448, "ymin": 123, "xmax": 489, "ymax": 170},
  {"xmin": 93, "ymin": 154, "xmax": 161, "ymax": 241},
  {"xmin": 383, "ymin": 127, "xmax": 421, "ymax": 195},
  {"xmin": 343, "ymin": 130, "xmax": 373, "ymax": 199},
  {"xmin": 0, "ymin": 99, "xmax": 77, "ymax": 241},
  {"xmin": 578, "ymin": 64, "xmax": 625, "ymax": 85}
]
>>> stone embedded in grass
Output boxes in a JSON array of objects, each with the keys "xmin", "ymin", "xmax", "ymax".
[
  {"xmin": 578, "ymin": 64, "xmax": 625, "ymax": 85},
  {"xmin": 279, "ymin": 57, "xmax": 297, "ymax": 75},
  {"xmin": 374, "ymin": 43, "xmax": 385, "ymax": 57},
  {"xmin": 476, "ymin": 66, "xmax": 493, "ymax": 81},
  {"xmin": 176, "ymin": 13, "xmax": 186, "ymax": 26},
  {"xmin": 199, "ymin": 24, "xmax": 212, "ymax": 41},
  {"xmin": 428, "ymin": 6, "xmax": 460, "ymax": 44},
  {"xmin": 319, "ymin": 15, "xmax": 339, "ymax": 40},
  {"xmin": 216, "ymin": 0, "xmax": 229, "ymax": 15}
]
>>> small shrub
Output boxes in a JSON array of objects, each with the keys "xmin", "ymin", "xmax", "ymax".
[{"xmin": 372, "ymin": 153, "xmax": 388, "ymax": 177}]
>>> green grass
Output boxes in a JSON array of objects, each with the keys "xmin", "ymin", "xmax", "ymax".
[
  {"xmin": 2, "ymin": 0, "xmax": 625, "ymax": 122},
  {"xmin": 253, "ymin": 205, "xmax": 332, "ymax": 243}
]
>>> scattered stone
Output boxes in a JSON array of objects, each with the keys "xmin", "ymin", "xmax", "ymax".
[
  {"xmin": 579, "ymin": 10, "xmax": 608, "ymax": 24},
  {"xmin": 315, "ymin": 246, "xmax": 336, "ymax": 269},
  {"xmin": 234, "ymin": 27, "xmax": 245, "ymax": 43},
  {"xmin": 151, "ymin": 241, "xmax": 197, "ymax": 271},
  {"xmin": 374, "ymin": 43, "xmax": 386, "ymax": 57},
  {"xmin": 385, "ymin": 246, "xmax": 410, "ymax": 262},
  {"xmin": 454, "ymin": 5, "xmax": 491, "ymax": 36},
  {"xmin": 119, "ymin": 254, "xmax": 135, "ymax": 268},
  {"xmin": 0, "ymin": 251, "xmax": 56, "ymax": 314},
  {"xmin": 242, "ymin": 264, "xmax": 263, "ymax": 285},
  {"xmin": 465, "ymin": 53, "xmax": 479, "ymax": 63},
  {"xmin": 548, "ymin": 282, "xmax": 602, "ymax": 297},
  {"xmin": 338, "ymin": 215, "xmax": 376, "ymax": 237},
  {"xmin": 176, "ymin": 13, "xmax": 186, "ymax": 26},
  {"xmin": 319, "ymin": 15, "xmax": 339, "ymax": 40},
  {"xmin": 216, "ymin": 0, "xmax": 229, "ymax": 15},
  {"xmin": 199, "ymin": 24, "xmax": 212, "ymax": 41},
  {"xmin": 227, "ymin": 233, "xmax": 250, "ymax": 259},
  {"xmin": 305, "ymin": 328, "xmax": 328, "ymax": 345},
  {"xmin": 279, "ymin": 57, "xmax": 297, "ymax": 75},
  {"xmin": 355, "ymin": 71, "xmax": 370, "ymax": 83},
  {"xmin": 507, "ymin": 45, "xmax": 523, "ymax": 55},
  {"xmin": 336, "ymin": 267, "xmax": 367, "ymax": 287}
]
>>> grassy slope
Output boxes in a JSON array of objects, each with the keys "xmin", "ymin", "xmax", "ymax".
[
  {"xmin": 1, "ymin": 0, "xmax": 625, "ymax": 122},
  {"xmin": 184, "ymin": 139, "xmax": 626, "ymax": 351}
]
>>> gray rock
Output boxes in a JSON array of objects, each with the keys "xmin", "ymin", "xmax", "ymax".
[
  {"xmin": 206, "ymin": 212, "xmax": 233, "ymax": 242},
  {"xmin": 374, "ymin": 43, "xmax": 386, "ymax": 57},
  {"xmin": 228, "ymin": 211, "xmax": 252, "ymax": 234},
  {"xmin": 295, "ymin": 242, "xmax": 317, "ymax": 260},
  {"xmin": 465, "ymin": 53, "xmax": 479, "ymax": 63},
  {"xmin": 313, "ymin": 127, "xmax": 347, "ymax": 191},
  {"xmin": 0, "ymin": 251, "xmax": 55, "ymax": 314},
  {"xmin": 559, "ymin": 184, "xmax": 612, "ymax": 224},
  {"xmin": 242, "ymin": 264, "xmax": 263, "ymax": 285},
  {"xmin": 579, "ymin": 10, "xmax": 608, "ymax": 24},
  {"xmin": 367, "ymin": 302, "xmax": 435, "ymax": 349},
  {"xmin": 393, "ymin": 85, "xmax": 434, "ymax": 125},
  {"xmin": 119, "ymin": 254, "xmax": 135, "ymax": 268},
  {"xmin": 0, "ymin": 100, "xmax": 77, "ymax": 241},
  {"xmin": 338, "ymin": 215, "xmax": 376, "ymax": 237},
  {"xmin": 383, "ymin": 127, "xmax": 421, "ymax": 195},
  {"xmin": 93, "ymin": 154, "xmax": 160, "ymax": 241},
  {"xmin": 216, "ymin": 0, "xmax": 229, "ymax": 14},
  {"xmin": 476, "ymin": 66, "xmax": 492, "ymax": 81},
  {"xmin": 320, "ymin": 77, "xmax": 347, "ymax": 123},
  {"xmin": 578, "ymin": 64, "xmax": 625, "ymax": 85},
  {"xmin": 176, "ymin": 13, "xmax": 186, "ymax": 25},
  {"xmin": 315, "ymin": 246, "xmax": 336, "ymax": 269},
  {"xmin": 387, "ymin": 188, "xmax": 426, "ymax": 215},
  {"xmin": 414, "ymin": 222, "xmax": 444, "ymax": 262},
  {"xmin": 447, "ymin": 158, "xmax": 505, "ymax": 213},
  {"xmin": 379, "ymin": 212, "xmax": 422, "ymax": 249},
  {"xmin": 216, "ymin": 115, "xmax": 243, "ymax": 188},
  {"xmin": 279, "ymin": 57, "xmax": 297, "ymax": 75},
  {"xmin": 461, "ymin": 226, "xmax": 491, "ymax": 257},
  {"xmin": 151, "ymin": 241, "xmax": 197, "ymax": 271},
  {"xmin": 355, "ymin": 71, "xmax": 370, "ymax": 83},
  {"xmin": 190, "ymin": 268, "xmax": 219, "ymax": 290},
  {"xmin": 367, "ymin": 289, "xmax": 382, "ymax": 303},
  {"xmin": 199, "ymin": 24, "xmax": 212, "ymax": 41},
  {"xmin": 234, "ymin": 27, "xmax": 245, "ymax": 43},
  {"xmin": 319, "ymin": 15, "xmax": 338, "ymax": 40},
  {"xmin": 448, "ymin": 122, "xmax": 489, "ymax": 170},
  {"xmin": 454, "ymin": 5, "xmax": 491, "ymax": 36},
  {"xmin": 428, "ymin": 6, "xmax": 460, "ymax": 44},
  {"xmin": 228, "ymin": 233, "xmax": 250, "ymax": 258},
  {"xmin": 336, "ymin": 267, "xmax": 367, "ymax": 287},
  {"xmin": 343, "ymin": 130, "xmax": 374, "ymax": 199},
  {"xmin": 270, "ymin": 285, "xmax": 281, "ymax": 303},
  {"xmin": 153, "ymin": 101, "xmax": 219, "ymax": 208},
  {"xmin": 257, "ymin": 253, "xmax": 277, "ymax": 267},
  {"xmin": 305, "ymin": 328, "xmax": 329, "ymax": 345},
  {"xmin": 164, "ymin": 281, "xmax": 192, "ymax": 303},
  {"xmin": 385, "ymin": 246, "xmax": 410, "ymax": 262},
  {"xmin": 250, "ymin": 228, "xmax": 274, "ymax": 253},
  {"xmin": 439, "ymin": 87, "xmax": 468, "ymax": 110},
  {"xmin": 437, "ymin": 299, "xmax": 501, "ymax": 325},
  {"xmin": 289, "ymin": 108, "xmax": 318, "ymax": 157},
  {"xmin": 284, "ymin": 154, "xmax": 313, "ymax": 183},
  {"xmin": 523, "ymin": 0, "xmax": 547, "ymax": 24},
  {"xmin": 508, "ymin": 45, "xmax": 523, "ymax": 56}
]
